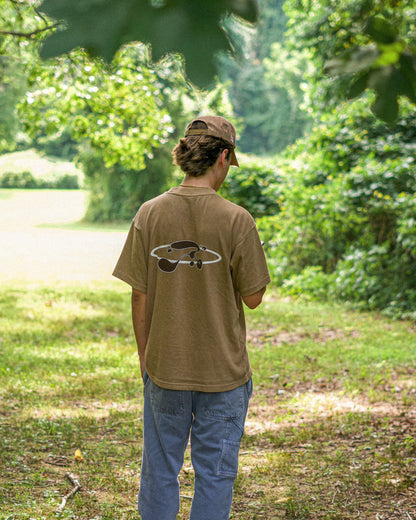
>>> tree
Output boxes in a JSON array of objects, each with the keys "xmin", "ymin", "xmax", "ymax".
[
  {"xmin": 283, "ymin": 0, "xmax": 416, "ymax": 124},
  {"xmin": 20, "ymin": 39, "xmax": 237, "ymax": 220},
  {"xmin": 20, "ymin": 44, "xmax": 183, "ymax": 220},
  {"xmin": 218, "ymin": 0, "xmax": 312, "ymax": 154}
]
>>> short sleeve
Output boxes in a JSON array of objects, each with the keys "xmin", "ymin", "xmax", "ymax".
[
  {"xmin": 230, "ymin": 225, "xmax": 271, "ymax": 296},
  {"xmin": 112, "ymin": 221, "xmax": 148, "ymax": 292}
]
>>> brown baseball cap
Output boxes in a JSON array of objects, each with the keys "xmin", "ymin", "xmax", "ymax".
[{"xmin": 185, "ymin": 115, "xmax": 239, "ymax": 167}]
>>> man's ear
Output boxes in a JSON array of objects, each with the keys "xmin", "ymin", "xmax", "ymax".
[{"xmin": 221, "ymin": 149, "xmax": 230, "ymax": 165}]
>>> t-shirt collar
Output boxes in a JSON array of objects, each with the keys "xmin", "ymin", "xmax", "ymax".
[{"xmin": 169, "ymin": 186, "xmax": 217, "ymax": 196}]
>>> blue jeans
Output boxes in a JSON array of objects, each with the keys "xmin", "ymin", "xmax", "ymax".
[{"xmin": 138, "ymin": 373, "xmax": 253, "ymax": 520}]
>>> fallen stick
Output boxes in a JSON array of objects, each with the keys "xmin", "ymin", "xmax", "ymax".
[{"xmin": 56, "ymin": 472, "xmax": 81, "ymax": 514}]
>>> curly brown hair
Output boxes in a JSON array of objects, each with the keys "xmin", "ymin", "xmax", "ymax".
[{"xmin": 172, "ymin": 120, "xmax": 232, "ymax": 177}]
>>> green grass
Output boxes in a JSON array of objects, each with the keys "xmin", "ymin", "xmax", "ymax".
[
  {"xmin": 1, "ymin": 286, "xmax": 415, "ymax": 519},
  {"xmin": 0, "ymin": 190, "xmax": 14, "ymax": 200}
]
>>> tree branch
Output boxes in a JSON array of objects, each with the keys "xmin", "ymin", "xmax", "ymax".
[
  {"xmin": 33, "ymin": 4, "xmax": 49, "ymax": 26},
  {"xmin": 0, "ymin": 22, "xmax": 61, "ymax": 38},
  {"xmin": 56, "ymin": 472, "xmax": 82, "ymax": 514}
]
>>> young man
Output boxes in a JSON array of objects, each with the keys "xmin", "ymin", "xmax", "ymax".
[{"xmin": 113, "ymin": 115, "xmax": 270, "ymax": 520}]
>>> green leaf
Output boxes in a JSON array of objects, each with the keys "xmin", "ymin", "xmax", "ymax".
[
  {"xmin": 39, "ymin": 0, "xmax": 258, "ymax": 86},
  {"xmin": 324, "ymin": 46, "xmax": 380, "ymax": 76},
  {"xmin": 374, "ymin": 41, "xmax": 405, "ymax": 67},
  {"xmin": 399, "ymin": 52, "xmax": 416, "ymax": 104},
  {"xmin": 368, "ymin": 67, "xmax": 403, "ymax": 125},
  {"xmin": 371, "ymin": 91, "xmax": 399, "ymax": 126},
  {"xmin": 347, "ymin": 72, "xmax": 370, "ymax": 99},
  {"xmin": 365, "ymin": 15, "xmax": 398, "ymax": 44}
]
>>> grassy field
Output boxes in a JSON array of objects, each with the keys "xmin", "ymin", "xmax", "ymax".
[
  {"xmin": 0, "ymin": 285, "xmax": 415, "ymax": 520},
  {"xmin": 0, "ymin": 188, "xmax": 415, "ymax": 519}
]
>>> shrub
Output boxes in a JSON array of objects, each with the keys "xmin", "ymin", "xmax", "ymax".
[
  {"xmin": 81, "ymin": 145, "xmax": 173, "ymax": 222},
  {"xmin": 0, "ymin": 170, "xmax": 80, "ymax": 189},
  {"xmin": 220, "ymin": 154, "xmax": 282, "ymax": 218},
  {"xmin": 260, "ymin": 100, "xmax": 416, "ymax": 318},
  {"xmin": 54, "ymin": 174, "xmax": 80, "ymax": 189},
  {"xmin": 0, "ymin": 171, "xmax": 37, "ymax": 188},
  {"xmin": 281, "ymin": 266, "xmax": 334, "ymax": 300}
]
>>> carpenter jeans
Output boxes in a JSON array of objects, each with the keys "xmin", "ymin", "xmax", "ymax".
[{"xmin": 138, "ymin": 372, "xmax": 253, "ymax": 520}]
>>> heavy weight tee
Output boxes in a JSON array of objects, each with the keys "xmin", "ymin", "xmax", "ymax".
[{"xmin": 113, "ymin": 186, "xmax": 270, "ymax": 392}]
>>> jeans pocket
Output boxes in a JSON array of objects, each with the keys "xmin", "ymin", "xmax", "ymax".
[
  {"xmin": 217, "ymin": 439, "xmax": 241, "ymax": 478},
  {"xmin": 142, "ymin": 370, "xmax": 149, "ymax": 385},
  {"xmin": 245, "ymin": 377, "xmax": 253, "ymax": 401},
  {"xmin": 201, "ymin": 385, "xmax": 245, "ymax": 419},
  {"xmin": 148, "ymin": 381, "xmax": 185, "ymax": 416}
]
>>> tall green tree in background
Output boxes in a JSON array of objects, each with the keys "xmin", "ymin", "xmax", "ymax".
[
  {"xmin": 218, "ymin": 0, "xmax": 312, "ymax": 154},
  {"xmin": 18, "ymin": 44, "xmax": 178, "ymax": 220},
  {"xmin": 20, "ymin": 43, "xmax": 234, "ymax": 221}
]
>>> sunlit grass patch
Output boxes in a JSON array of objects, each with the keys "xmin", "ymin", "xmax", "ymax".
[{"xmin": 248, "ymin": 293, "xmax": 416, "ymax": 404}]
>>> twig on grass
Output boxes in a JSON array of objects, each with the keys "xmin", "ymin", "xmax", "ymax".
[{"xmin": 56, "ymin": 472, "xmax": 81, "ymax": 514}]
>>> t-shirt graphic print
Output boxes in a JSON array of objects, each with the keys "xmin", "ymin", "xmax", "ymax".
[{"xmin": 151, "ymin": 240, "xmax": 222, "ymax": 273}]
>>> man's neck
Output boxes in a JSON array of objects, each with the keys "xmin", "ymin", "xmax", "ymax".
[{"xmin": 180, "ymin": 171, "xmax": 216, "ymax": 190}]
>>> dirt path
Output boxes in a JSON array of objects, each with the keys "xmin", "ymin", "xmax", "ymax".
[{"xmin": 0, "ymin": 190, "xmax": 129, "ymax": 283}]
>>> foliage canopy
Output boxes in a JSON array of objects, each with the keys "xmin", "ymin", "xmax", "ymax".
[
  {"xmin": 35, "ymin": 0, "xmax": 416, "ymax": 124},
  {"xmin": 284, "ymin": 0, "xmax": 416, "ymax": 124},
  {"xmin": 38, "ymin": 0, "xmax": 258, "ymax": 86}
]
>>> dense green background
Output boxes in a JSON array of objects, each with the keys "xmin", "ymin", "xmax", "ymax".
[{"xmin": 1, "ymin": 0, "xmax": 416, "ymax": 316}]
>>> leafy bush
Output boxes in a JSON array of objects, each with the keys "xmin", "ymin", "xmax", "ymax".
[
  {"xmin": 55, "ymin": 174, "xmax": 80, "ymax": 189},
  {"xmin": 0, "ymin": 170, "xmax": 80, "ymax": 189},
  {"xmin": 220, "ymin": 155, "xmax": 282, "ymax": 218},
  {"xmin": 0, "ymin": 171, "xmax": 37, "ymax": 188},
  {"xmin": 281, "ymin": 266, "xmax": 334, "ymax": 300},
  {"xmin": 261, "ymin": 100, "xmax": 416, "ymax": 318},
  {"xmin": 333, "ymin": 241, "xmax": 416, "ymax": 320}
]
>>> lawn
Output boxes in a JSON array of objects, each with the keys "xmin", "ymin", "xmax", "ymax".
[{"xmin": 1, "ymin": 285, "xmax": 415, "ymax": 520}]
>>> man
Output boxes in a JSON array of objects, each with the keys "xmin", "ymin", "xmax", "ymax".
[{"xmin": 113, "ymin": 115, "xmax": 270, "ymax": 520}]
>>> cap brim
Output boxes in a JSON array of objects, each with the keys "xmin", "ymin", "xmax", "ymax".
[{"xmin": 230, "ymin": 149, "xmax": 239, "ymax": 167}]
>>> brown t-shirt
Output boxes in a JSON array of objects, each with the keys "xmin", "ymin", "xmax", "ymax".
[{"xmin": 113, "ymin": 186, "xmax": 270, "ymax": 391}]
